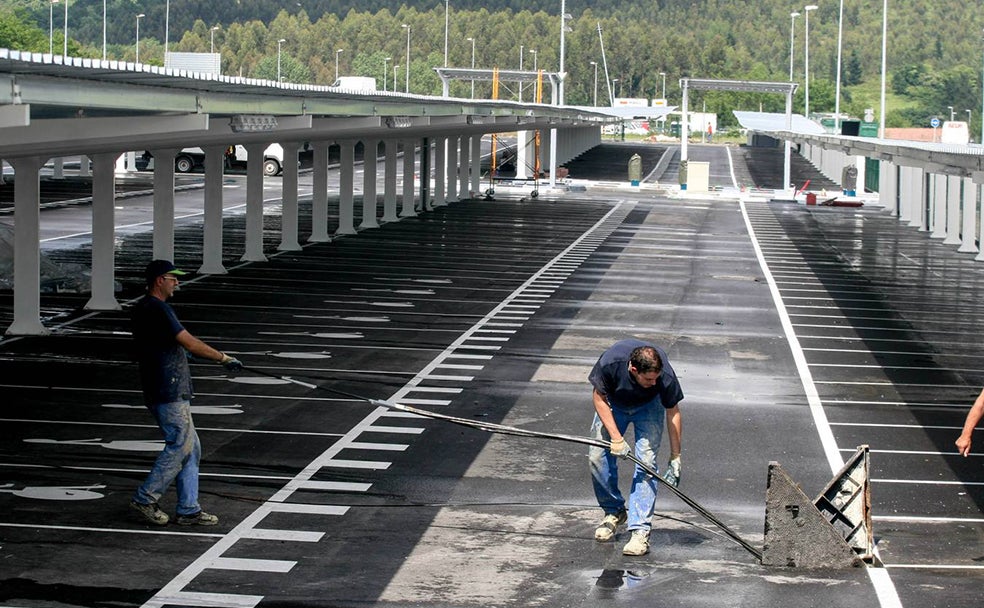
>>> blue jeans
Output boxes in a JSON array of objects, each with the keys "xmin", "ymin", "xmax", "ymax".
[
  {"xmin": 588, "ymin": 400, "xmax": 665, "ymax": 533},
  {"xmin": 133, "ymin": 400, "xmax": 202, "ymax": 515}
]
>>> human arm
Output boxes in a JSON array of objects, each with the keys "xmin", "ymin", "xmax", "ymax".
[
  {"xmin": 593, "ymin": 388, "xmax": 631, "ymax": 457},
  {"xmin": 176, "ymin": 330, "xmax": 240, "ymax": 369},
  {"xmin": 956, "ymin": 388, "xmax": 984, "ymax": 457}
]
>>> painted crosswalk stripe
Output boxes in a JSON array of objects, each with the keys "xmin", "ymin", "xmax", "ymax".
[
  {"xmin": 209, "ymin": 557, "xmax": 296, "ymax": 573},
  {"xmin": 296, "ymin": 481, "xmax": 372, "ymax": 491},
  {"xmin": 241, "ymin": 528, "xmax": 324, "ymax": 543}
]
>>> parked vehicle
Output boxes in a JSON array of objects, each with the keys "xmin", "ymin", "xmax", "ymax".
[
  {"xmin": 139, "ymin": 144, "xmax": 286, "ymax": 176},
  {"xmin": 329, "ymin": 76, "xmax": 377, "ymax": 91}
]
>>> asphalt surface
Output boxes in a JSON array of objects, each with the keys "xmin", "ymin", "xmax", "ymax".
[{"xmin": 1, "ymin": 142, "xmax": 983, "ymax": 608}]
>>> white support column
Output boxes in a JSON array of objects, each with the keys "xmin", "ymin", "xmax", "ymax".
[
  {"xmin": 150, "ymin": 148, "xmax": 177, "ymax": 261},
  {"xmin": 78, "ymin": 155, "xmax": 91, "ymax": 177},
  {"xmin": 85, "ymin": 153, "xmax": 122, "ymax": 311},
  {"xmin": 52, "ymin": 157, "xmax": 64, "ymax": 179},
  {"xmin": 382, "ymin": 139, "xmax": 399, "ymax": 222},
  {"xmin": 309, "ymin": 141, "xmax": 330, "ymax": 242},
  {"xmin": 931, "ymin": 173, "xmax": 947, "ymax": 238},
  {"xmin": 336, "ymin": 140, "xmax": 357, "ymax": 235},
  {"xmin": 278, "ymin": 141, "xmax": 302, "ymax": 251},
  {"xmin": 400, "ymin": 140, "xmax": 416, "ymax": 217},
  {"xmin": 943, "ymin": 175, "xmax": 963, "ymax": 245},
  {"xmin": 960, "ymin": 177, "xmax": 979, "ymax": 254},
  {"xmin": 879, "ymin": 160, "xmax": 897, "ymax": 214},
  {"xmin": 470, "ymin": 134, "xmax": 482, "ymax": 195},
  {"xmin": 241, "ymin": 142, "xmax": 268, "ymax": 262},
  {"xmin": 515, "ymin": 130, "xmax": 529, "ymax": 180},
  {"xmin": 199, "ymin": 146, "xmax": 227, "ymax": 274},
  {"xmin": 854, "ymin": 155, "xmax": 866, "ymax": 194},
  {"xmin": 125, "ymin": 151, "xmax": 137, "ymax": 173},
  {"xmin": 458, "ymin": 136, "xmax": 470, "ymax": 200},
  {"xmin": 898, "ymin": 166, "xmax": 913, "ymax": 223},
  {"xmin": 5, "ymin": 156, "xmax": 48, "ymax": 336},
  {"xmin": 360, "ymin": 140, "xmax": 380, "ymax": 230},
  {"xmin": 445, "ymin": 136, "xmax": 459, "ymax": 203},
  {"xmin": 433, "ymin": 135, "xmax": 446, "ymax": 207},
  {"xmin": 908, "ymin": 167, "xmax": 925, "ymax": 230}
]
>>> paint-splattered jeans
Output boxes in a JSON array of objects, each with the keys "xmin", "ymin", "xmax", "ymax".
[
  {"xmin": 588, "ymin": 399, "xmax": 665, "ymax": 533},
  {"xmin": 133, "ymin": 400, "xmax": 202, "ymax": 516}
]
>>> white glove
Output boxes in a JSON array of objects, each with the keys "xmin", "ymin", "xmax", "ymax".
[
  {"xmin": 609, "ymin": 437, "xmax": 632, "ymax": 459},
  {"xmin": 662, "ymin": 454, "xmax": 681, "ymax": 487}
]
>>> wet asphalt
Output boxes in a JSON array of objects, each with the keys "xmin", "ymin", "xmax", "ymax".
[{"xmin": 1, "ymin": 142, "xmax": 983, "ymax": 607}]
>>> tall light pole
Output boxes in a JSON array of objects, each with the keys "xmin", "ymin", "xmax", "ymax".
[
  {"xmin": 444, "ymin": 0, "xmax": 450, "ymax": 67},
  {"xmin": 879, "ymin": 0, "xmax": 888, "ymax": 138},
  {"xmin": 590, "ymin": 61, "xmax": 598, "ymax": 106},
  {"xmin": 210, "ymin": 26, "xmax": 219, "ymax": 54},
  {"xmin": 949, "ymin": 106, "xmax": 955, "ymax": 121},
  {"xmin": 277, "ymin": 38, "xmax": 286, "ymax": 82},
  {"xmin": 530, "ymin": 48, "xmax": 537, "ymax": 73},
  {"xmin": 62, "ymin": 0, "xmax": 68, "ymax": 57},
  {"xmin": 102, "ymin": 0, "xmax": 106, "ymax": 60},
  {"xmin": 383, "ymin": 56, "xmax": 390, "ymax": 92},
  {"xmin": 335, "ymin": 48, "xmax": 343, "ymax": 81},
  {"xmin": 659, "ymin": 71, "xmax": 666, "ymax": 99},
  {"xmin": 49, "ymin": 0, "xmax": 58, "ymax": 55},
  {"xmin": 789, "ymin": 11, "xmax": 800, "ymax": 81},
  {"xmin": 804, "ymin": 4, "xmax": 818, "ymax": 119},
  {"xmin": 981, "ymin": 28, "xmax": 984, "ymax": 144},
  {"xmin": 466, "ymin": 37, "xmax": 476, "ymax": 98},
  {"xmin": 519, "ymin": 44, "xmax": 524, "ymax": 102},
  {"xmin": 402, "ymin": 24, "xmax": 411, "ymax": 93},
  {"xmin": 393, "ymin": 64, "xmax": 399, "ymax": 92},
  {"xmin": 164, "ymin": 0, "xmax": 170, "ymax": 63},
  {"xmin": 612, "ymin": 78, "xmax": 619, "ymax": 102},
  {"xmin": 135, "ymin": 13, "xmax": 144, "ymax": 63},
  {"xmin": 834, "ymin": 0, "xmax": 844, "ymax": 131}
]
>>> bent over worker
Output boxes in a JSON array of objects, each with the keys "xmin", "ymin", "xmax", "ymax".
[
  {"xmin": 587, "ymin": 339, "xmax": 683, "ymax": 556},
  {"xmin": 129, "ymin": 260, "xmax": 242, "ymax": 526}
]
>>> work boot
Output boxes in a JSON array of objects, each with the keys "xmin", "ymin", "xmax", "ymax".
[
  {"xmin": 176, "ymin": 510, "xmax": 219, "ymax": 526},
  {"xmin": 594, "ymin": 510, "xmax": 627, "ymax": 542},
  {"xmin": 130, "ymin": 500, "xmax": 169, "ymax": 525},
  {"xmin": 622, "ymin": 530, "xmax": 650, "ymax": 556}
]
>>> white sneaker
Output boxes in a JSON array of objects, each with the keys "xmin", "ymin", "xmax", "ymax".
[
  {"xmin": 594, "ymin": 510, "xmax": 628, "ymax": 542},
  {"xmin": 622, "ymin": 530, "xmax": 650, "ymax": 556}
]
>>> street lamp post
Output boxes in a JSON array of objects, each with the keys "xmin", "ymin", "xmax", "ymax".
[
  {"xmin": 789, "ymin": 11, "xmax": 800, "ymax": 81},
  {"xmin": 164, "ymin": 0, "xmax": 169, "ymax": 63},
  {"xmin": 393, "ymin": 65, "xmax": 399, "ymax": 92},
  {"xmin": 383, "ymin": 56, "xmax": 390, "ymax": 92},
  {"xmin": 49, "ymin": 0, "xmax": 58, "ymax": 55},
  {"xmin": 834, "ymin": 0, "xmax": 844, "ymax": 131},
  {"xmin": 135, "ymin": 13, "xmax": 144, "ymax": 63},
  {"xmin": 530, "ymin": 48, "xmax": 537, "ymax": 73},
  {"xmin": 519, "ymin": 44, "xmax": 524, "ymax": 102},
  {"xmin": 879, "ymin": 0, "xmax": 888, "ymax": 138},
  {"xmin": 277, "ymin": 38, "xmax": 286, "ymax": 82},
  {"xmin": 981, "ymin": 28, "xmax": 984, "ymax": 144},
  {"xmin": 102, "ymin": 0, "xmax": 106, "ymax": 60},
  {"xmin": 804, "ymin": 4, "xmax": 818, "ymax": 119},
  {"xmin": 949, "ymin": 106, "xmax": 955, "ymax": 122},
  {"xmin": 62, "ymin": 0, "xmax": 68, "ymax": 57},
  {"xmin": 210, "ymin": 26, "xmax": 219, "ymax": 54},
  {"xmin": 444, "ymin": 0, "xmax": 450, "ymax": 67},
  {"xmin": 612, "ymin": 78, "xmax": 618, "ymax": 103},
  {"xmin": 590, "ymin": 61, "xmax": 598, "ymax": 106},
  {"xmin": 402, "ymin": 24, "xmax": 411, "ymax": 93},
  {"xmin": 466, "ymin": 37, "xmax": 476, "ymax": 98},
  {"xmin": 659, "ymin": 71, "xmax": 666, "ymax": 99},
  {"xmin": 335, "ymin": 48, "xmax": 343, "ymax": 81}
]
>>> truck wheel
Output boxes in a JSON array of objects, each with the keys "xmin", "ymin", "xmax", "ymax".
[
  {"xmin": 263, "ymin": 159, "xmax": 281, "ymax": 176},
  {"xmin": 175, "ymin": 155, "xmax": 195, "ymax": 173}
]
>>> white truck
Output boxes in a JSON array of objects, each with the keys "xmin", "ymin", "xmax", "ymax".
[
  {"xmin": 145, "ymin": 144, "xmax": 287, "ymax": 176},
  {"xmin": 329, "ymin": 76, "xmax": 377, "ymax": 91}
]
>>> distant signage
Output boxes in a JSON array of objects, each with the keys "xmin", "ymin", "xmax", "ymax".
[
  {"xmin": 930, "ymin": 117, "xmax": 941, "ymax": 128},
  {"xmin": 613, "ymin": 97, "xmax": 649, "ymax": 107},
  {"xmin": 941, "ymin": 121, "xmax": 970, "ymax": 145},
  {"xmin": 652, "ymin": 98, "xmax": 668, "ymax": 107}
]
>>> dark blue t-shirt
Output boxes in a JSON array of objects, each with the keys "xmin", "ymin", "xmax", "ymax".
[
  {"xmin": 588, "ymin": 339, "xmax": 684, "ymax": 409},
  {"xmin": 131, "ymin": 295, "xmax": 193, "ymax": 405}
]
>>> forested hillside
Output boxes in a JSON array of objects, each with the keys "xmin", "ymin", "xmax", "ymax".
[{"xmin": 1, "ymin": 0, "xmax": 982, "ymax": 132}]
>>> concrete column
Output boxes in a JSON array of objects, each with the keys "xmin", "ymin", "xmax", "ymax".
[
  {"xmin": 336, "ymin": 140, "xmax": 357, "ymax": 235},
  {"xmin": 382, "ymin": 139, "xmax": 399, "ymax": 222},
  {"xmin": 458, "ymin": 135, "xmax": 470, "ymax": 200},
  {"xmin": 433, "ymin": 135, "xmax": 446, "ymax": 207},
  {"xmin": 150, "ymin": 148, "xmax": 177, "ymax": 261},
  {"xmin": 400, "ymin": 140, "xmax": 416, "ymax": 217},
  {"xmin": 515, "ymin": 130, "xmax": 529, "ymax": 180},
  {"xmin": 52, "ymin": 157, "xmax": 64, "ymax": 179},
  {"xmin": 5, "ymin": 156, "xmax": 47, "ymax": 335},
  {"xmin": 241, "ymin": 142, "xmax": 268, "ymax": 262},
  {"xmin": 278, "ymin": 141, "xmax": 302, "ymax": 251},
  {"xmin": 419, "ymin": 138, "xmax": 431, "ymax": 211},
  {"xmin": 309, "ymin": 141, "xmax": 330, "ymax": 242},
  {"xmin": 360, "ymin": 140, "xmax": 380, "ymax": 230},
  {"xmin": 943, "ymin": 175, "xmax": 963, "ymax": 245},
  {"xmin": 78, "ymin": 155, "xmax": 91, "ymax": 177},
  {"xmin": 879, "ymin": 160, "xmax": 897, "ymax": 214},
  {"xmin": 198, "ymin": 146, "xmax": 228, "ymax": 274},
  {"xmin": 854, "ymin": 155, "xmax": 866, "ymax": 194},
  {"xmin": 470, "ymin": 134, "xmax": 482, "ymax": 195},
  {"xmin": 446, "ymin": 136, "xmax": 459, "ymax": 203},
  {"xmin": 931, "ymin": 174, "xmax": 947, "ymax": 238},
  {"xmin": 907, "ymin": 167, "xmax": 925, "ymax": 230},
  {"xmin": 960, "ymin": 177, "xmax": 979, "ymax": 254},
  {"xmin": 85, "ymin": 153, "xmax": 122, "ymax": 311},
  {"xmin": 898, "ymin": 166, "xmax": 913, "ymax": 222}
]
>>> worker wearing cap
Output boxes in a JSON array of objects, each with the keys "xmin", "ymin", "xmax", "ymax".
[
  {"xmin": 129, "ymin": 259, "xmax": 242, "ymax": 526},
  {"xmin": 588, "ymin": 339, "xmax": 683, "ymax": 556}
]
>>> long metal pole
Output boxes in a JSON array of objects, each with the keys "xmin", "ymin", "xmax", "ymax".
[
  {"xmin": 834, "ymin": 0, "xmax": 844, "ymax": 131},
  {"xmin": 444, "ymin": 0, "xmax": 449, "ymax": 67},
  {"xmin": 135, "ymin": 15, "xmax": 142, "ymax": 63},
  {"xmin": 164, "ymin": 0, "xmax": 169, "ymax": 63},
  {"xmin": 981, "ymin": 29, "xmax": 984, "ymax": 144},
  {"xmin": 49, "ymin": 1, "xmax": 54, "ymax": 55},
  {"xmin": 405, "ymin": 26, "xmax": 411, "ymax": 93},
  {"xmin": 804, "ymin": 8, "xmax": 811, "ymax": 119},
  {"xmin": 789, "ymin": 12, "xmax": 799, "ymax": 81},
  {"xmin": 597, "ymin": 22, "xmax": 613, "ymax": 107},
  {"xmin": 63, "ymin": 0, "xmax": 67, "ymax": 57},
  {"xmin": 102, "ymin": 0, "xmax": 106, "ymax": 60},
  {"xmin": 518, "ymin": 45, "xmax": 524, "ymax": 102},
  {"xmin": 592, "ymin": 62, "xmax": 598, "ymax": 106}
]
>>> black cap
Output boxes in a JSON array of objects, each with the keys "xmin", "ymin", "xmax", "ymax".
[{"xmin": 144, "ymin": 259, "xmax": 187, "ymax": 285}]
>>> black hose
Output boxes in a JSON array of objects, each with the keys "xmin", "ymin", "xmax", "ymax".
[{"xmin": 243, "ymin": 365, "xmax": 764, "ymax": 561}]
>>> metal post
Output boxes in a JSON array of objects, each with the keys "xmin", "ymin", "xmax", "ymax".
[
  {"xmin": 879, "ymin": 0, "xmax": 888, "ymax": 138},
  {"xmin": 835, "ymin": 0, "xmax": 844, "ymax": 132},
  {"xmin": 135, "ymin": 13, "xmax": 143, "ymax": 63},
  {"xmin": 789, "ymin": 11, "xmax": 800, "ymax": 81}
]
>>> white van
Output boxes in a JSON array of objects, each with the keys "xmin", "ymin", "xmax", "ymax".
[{"xmin": 145, "ymin": 144, "xmax": 286, "ymax": 176}]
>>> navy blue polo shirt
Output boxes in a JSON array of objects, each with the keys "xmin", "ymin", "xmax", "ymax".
[
  {"xmin": 131, "ymin": 294, "xmax": 193, "ymax": 405},
  {"xmin": 588, "ymin": 339, "xmax": 684, "ymax": 409}
]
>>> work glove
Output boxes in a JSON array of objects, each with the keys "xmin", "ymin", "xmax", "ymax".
[
  {"xmin": 662, "ymin": 454, "xmax": 682, "ymax": 487},
  {"xmin": 219, "ymin": 354, "xmax": 243, "ymax": 372},
  {"xmin": 609, "ymin": 437, "xmax": 632, "ymax": 459}
]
